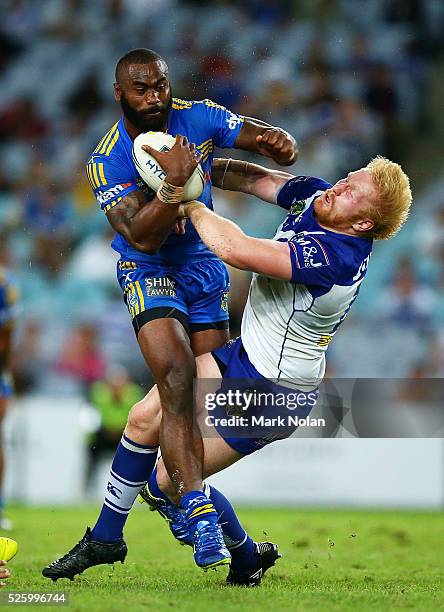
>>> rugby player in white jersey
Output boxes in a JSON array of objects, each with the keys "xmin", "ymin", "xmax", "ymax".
[{"xmin": 122, "ymin": 152, "xmax": 411, "ymax": 586}]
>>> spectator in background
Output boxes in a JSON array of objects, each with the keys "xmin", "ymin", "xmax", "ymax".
[
  {"xmin": 0, "ymin": 97, "xmax": 48, "ymax": 142},
  {"xmin": 199, "ymin": 52, "xmax": 243, "ymax": 111},
  {"xmin": 378, "ymin": 256, "xmax": 436, "ymax": 329},
  {"xmin": 56, "ymin": 324, "xmax": 106, "ymax": 391},
  {"xmin": 86, "ymin": 364, "xmax": 144, "ymax": 489},
  {"xmin": 65, "ymin": 69, "xmax": 104, "ymax": 124},
  {"xmin": 364, "ymin": 62, "xmax": 400, "ymax": 158},
  {"xmin": 10, "ymin": 320, "xmax": 43, "ymax": 395},
  {"xmin": 418, "ymin": 205, "xmax": 444, "ymax": 283},
  {"xmin": 21, "ymin": 165, "xmax": 75, "ymax": 276}
]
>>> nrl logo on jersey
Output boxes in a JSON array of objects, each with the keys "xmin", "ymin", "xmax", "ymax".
[{"xmin": 290, "ymin": 199, "xmax": 306, "ymax": 215}]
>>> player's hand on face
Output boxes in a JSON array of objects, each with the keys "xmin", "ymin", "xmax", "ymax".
[
  {"xmin": 256, "ymin": 128, "xmax": 297, "ymax": 165},
  {"xmin": 142, "ymin": 135, "xmax": 202, "ymax": 187},
  {"xmin": 0, "ymin": 561, "xmax": 11, "ymax": 587}
]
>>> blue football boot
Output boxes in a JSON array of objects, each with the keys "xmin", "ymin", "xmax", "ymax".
[
  {"xmin": 139, "ymin": 483, "xmax": 193, "ymax": 546},
  {"xmin": 192, "ymin": 518, "xmax": 231, "ymax": 570}
]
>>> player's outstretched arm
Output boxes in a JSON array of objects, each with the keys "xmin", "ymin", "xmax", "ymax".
[
  {"xmin": 182, "ymin": 202, "xmax": 292, "ymax": 281},
  {"xmin": 212, "ymin": 158, "xmax": 294, "ymax": 204},
  {"xmin": 106, "ymin": 136, "xmax": 201, "ymax": 254},
  {"xmin": 234, "ymin": 116, "xmax": 298, "ymax": 166}
]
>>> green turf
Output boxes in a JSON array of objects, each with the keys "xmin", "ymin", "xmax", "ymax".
[{"xmin": 4, "ymin": 504, "xmax": 444, "ymax": 611}]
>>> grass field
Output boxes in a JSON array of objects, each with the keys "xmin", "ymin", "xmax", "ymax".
[{"xmin": 4, "ymin": 505, "xmax": 444, "ymax": 611}]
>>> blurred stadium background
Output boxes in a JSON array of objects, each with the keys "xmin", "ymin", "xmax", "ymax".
[{"xmin": 1, "ymin": 0, "xmax": 443, "ymax": 509}]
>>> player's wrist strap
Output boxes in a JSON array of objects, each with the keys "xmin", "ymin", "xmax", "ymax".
[{"xmin": 157, "ymin": 179, "xmax": 184, "ymax": 204}]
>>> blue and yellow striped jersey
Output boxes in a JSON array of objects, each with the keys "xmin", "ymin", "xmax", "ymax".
[
  {"xmin": 0, "ymin": 267, "xmax": 19, "ymax": 329},
  {"xmin": 86, "ymin": 98, "xmax": 244, "ymax": 265}
]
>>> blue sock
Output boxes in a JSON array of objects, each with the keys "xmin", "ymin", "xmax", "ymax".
[
  {"xmin": 147, "ymin": 467, "xmax": 171, "ymax": 503},
  {"xmin": 91, "ymin": 434, "xmax": 158, "ymax": 542},
  {"xmin": 148, "ymin": 465, "xmax": 218, "ymax": 528},
  {"xmin": 180, "ymin": 490, "xmax": 218, "ymax": 530},
  {"xmin": 207, "ymin": 484, "xmax": 255, "ymax": 570}
]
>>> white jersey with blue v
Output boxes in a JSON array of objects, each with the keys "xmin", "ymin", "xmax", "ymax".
[{"xmin": 242, "ymin": 176, "xmax": 373, "ymax": 390}]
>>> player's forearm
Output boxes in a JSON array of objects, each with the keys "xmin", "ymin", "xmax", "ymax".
[
  {"xmin": 186, "ymin": 204, "xmax": 251, "ymax": 270},
  {"xmin": 129, "ymin": 197, "xmax": 181, "ymax": 252},
  {"xmin": 212, "ymin": 158, "xmax": 293, "ymax": 204},
  {"xmin": 212, "ymin": 159, "xmax": 256, "ymax": 194},
  {"xmin": 107, "ymin": 191, "xmax": 181, "ymax": 254}
]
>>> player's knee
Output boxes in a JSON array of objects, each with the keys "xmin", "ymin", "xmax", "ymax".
[{"xmin": 126, "ymin": 399, "xmax": 159, "ymax": 439}]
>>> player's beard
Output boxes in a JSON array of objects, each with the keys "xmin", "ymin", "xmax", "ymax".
[
  {"xmin": 120, "ymin": 90, "xmax": 173, "ymax": 133},
  {"xmin": 314, "ymin": 194, "xmax": 363, "ymax": 231}
]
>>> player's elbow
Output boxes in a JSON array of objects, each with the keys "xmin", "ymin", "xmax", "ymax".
[
  {"xmin": 141, "ymin": 243, "xmax": 161, "ymax": 255},
  {"xmin": 129, "ymin": 230, "xmax": 162, "ymax": 254},
  {"xmin": 131, "ymin": 239, "xmax": 160, "ymax": 255}
]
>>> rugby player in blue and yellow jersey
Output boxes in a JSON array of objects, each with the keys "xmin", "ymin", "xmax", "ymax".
[
  {"xmin": 43, "ymin": 48, "xmax": 297, "ymax": 580},
  {"xmin": 0, "ymin": 268, "xmax": 19, "ymax": 531}
]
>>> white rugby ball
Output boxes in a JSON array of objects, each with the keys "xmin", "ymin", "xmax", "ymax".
[{"xmin": 132, "ymin": 132, "xmax": 204, "ymax": 201}]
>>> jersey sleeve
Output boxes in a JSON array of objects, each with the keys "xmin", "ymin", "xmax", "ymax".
[
  {"xmin": 86, "ymin": 156, "xmax": 139, "ymax": 213},
  {"xmin": 277, "ymin": 176, "xmax": 332, "ymax": 210},
  {"xmin": 198, "ymin": 99, "xmax": 244, "ymax": 148},
  {"xmin": 287, "ymin": 234, "xmax": 338, "ymax": 295}
]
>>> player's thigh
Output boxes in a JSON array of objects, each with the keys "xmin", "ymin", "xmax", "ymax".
[
  {"xmin": 137, "ymin": 317, "xmax": 195, "ymax": 385},
  {"xmin": 191, "ymin": 328, "xmax": 229, "ymax": 356},
  {"xmin": 128, "ymin": 352, "xmax": 219, "ymax": 433}
]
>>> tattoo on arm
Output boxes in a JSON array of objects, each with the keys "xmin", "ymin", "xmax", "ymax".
[
  {"xmin": 106, "ymin": 189, "xmax": 182, "ymax": 254},
  {"xmin": 106, "ymin": 191, "xmax": 147, "ymax": 246}
]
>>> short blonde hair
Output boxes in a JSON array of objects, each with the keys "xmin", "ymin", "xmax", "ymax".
[{"xmin": 365, "ymin": 156, "xmax": 412, "ymax": 240}]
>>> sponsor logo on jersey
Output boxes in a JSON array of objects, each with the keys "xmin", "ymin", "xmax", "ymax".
[
  {"xmin": 145, "ymin": 277, "xmax": 176, "ymax": 298},
  {"xmin": 291, "ymin": 233, "xmax": 330, "ymax": 269},
  {"xmin": 96, "ymin": 182, "xmax": 133, "ymax": 204}
]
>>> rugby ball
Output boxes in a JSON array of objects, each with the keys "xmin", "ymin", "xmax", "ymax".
[
  {"xmin": 132, "ymin": 132, "xmax": 204, "ymax": 201},
  {"xmin": 0, "ymin": 537, "xmax": 18, "ymax": 562}
]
